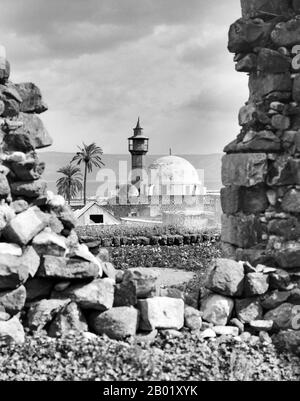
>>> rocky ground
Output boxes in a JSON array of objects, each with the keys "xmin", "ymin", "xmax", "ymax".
[{"xmin": 0, "ymin": 330, "xmax": 299, "ymax": 381}]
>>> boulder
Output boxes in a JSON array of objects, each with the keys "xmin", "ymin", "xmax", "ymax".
[
  {"xmin": 89, "ymin": 306, "xmax": 139, "ymax": 340},
  {"xmin": 235, "ymin": 298, "xmax": 263, "ymax": 324},
  {"xmin": 48, "ymin": 302, "xmax": 88, "ymax": 338},
  {"xmin": 27, "ymin": 299, "xmax": 70, "ymax": 331},
  {"xmin": 271, "ymin": 18, "xmax": 300, "ymax": 47},
  {"xmin": 228, "ymin": 18, "xmax": 273, "ymax": 53},
  {"xmin": 261, "ymin": 290, "xmax": 291, "ymax": 310},
  {"xmin": 3, "ymin": 206, "xmax": 48, "ymax": 245},
  {"xmin": 32, "ymin": 228, "xmax": 66, "ymax": 256},
  {"xmin": 38, "ymin": 255, "xmax": 99, "ymax": 280},
  {"xmin": 122, "ymin": 268, "xmax": 159, "ymax": 299},
  {"xmin": 264, "ymin": 303, "xmax": 298, "ymax": 330},
  {"xmin": 9, "ymin": 159, "xmax": 45, "ymax": 181},
  {"xmin": 206, "ymin": 258, "xmax": 245, "ymax": 297},
  {"xmin": 66, "ymin": 244, "xmax": 102, "ymax": 276},
  {"xmin": 184, "ymin": 306, "xmax": 202, "ymax": 331},
  {"xmin": 236, "ymin": 53, "xmax": 257, "ymax": 72},
  {"xmin": 138, "ymin": 297, "xmax": 184, "ymax": 331},
  {"xmin": 236, "ymin": 130, "xmax": 281, "ymax": 153},
  {"xmin": 244, "ymin": 273, "xmax": 269, "ymax": 297},
  {"xmin": 0, "ymin": 243, "xmax": 22, "ymax": 256},
  {"xmin": 13, "ymin": 113, "xmax": 53, "ymax": 149},
  {"xmin": 52, "ymin": 278, "xmax": 115, "ymax": 311},
  {"xmin": 10, "ymin": 179, "xmax": 47, "ymax": 199},
  {"xmin": 0, "ymin": 285, "xmax": 26, "ymax": 315},
  {"xmin": 0, "ymin": 246, "xmax": 40, "ymax": 290},
  {"xmin": 15, "ymin": 82, "xmax": 48, "ymax": 114},
  {"xmin": 200, "ymin": 294, "xmax": 234, "ymax": 326},
  {"xmin": 10, "ymin": 199, "xmax": 29, "ymax": 214},
  {"xmin": 0, "ymin": 316, "xmax": 25, "ymax": 344}
]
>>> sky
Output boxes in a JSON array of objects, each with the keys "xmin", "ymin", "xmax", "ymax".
[{"xmin": 0, "ymin": 0, "xmax": 247, "ymax": 155}]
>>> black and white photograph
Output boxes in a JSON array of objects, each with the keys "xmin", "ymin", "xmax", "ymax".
[{"xmin": 0, "ymin": 0, "xmax": 299, "ymax": 385}]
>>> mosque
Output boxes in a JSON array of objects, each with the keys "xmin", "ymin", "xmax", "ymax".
[{"xmin": 103, "ymin": 119, "xmax": 207, "ymax": 221}]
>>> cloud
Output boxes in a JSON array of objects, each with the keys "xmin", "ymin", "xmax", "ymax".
[{"xmin": 0, "ymin": 0, "xmax": 245, "ymax": 155}]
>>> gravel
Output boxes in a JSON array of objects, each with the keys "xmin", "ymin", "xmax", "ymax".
[{"xmin": 0, "ymin": 331, "xmax": 299, "ymax": 381}]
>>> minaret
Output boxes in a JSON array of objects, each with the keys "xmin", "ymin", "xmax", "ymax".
[{"xmin": 128, "ymin": 118, "xmax": 149, "ymax": 184}]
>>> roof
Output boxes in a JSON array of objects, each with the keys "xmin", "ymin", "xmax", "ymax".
[{"xmin": 74, "ymin": 201, "xmax": 120, "ymax": 222}]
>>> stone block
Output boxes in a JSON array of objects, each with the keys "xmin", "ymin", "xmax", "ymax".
[
  {"xmin": 228, "ymin": 19, "xmax": 273, "ymax": 53},
  {"xmin": 0, "ymin": 247, "xmax": 40, "ymax": 290},
  {"xmin": 206, "ymin": 258, "xmax": 245, "ymax": 297},
  {"xmin": 32, "ymin": 228, "xmax": 66, "ymax": 256},
  {"xmin": 264, "ymin": 303, "xmax": 297, "ymax": 330},
  {"xmin": 222, "ymin": 153, "xmax": 268, "ymax": 187},
  {"xmin": 89, "ymin": 307, "xmax": 139, "ymax": 340},
  {"xmin": 38, "ymin": 255, "xmax": 99, "ymax": 280},
  {"xmin": 3, "ymin": 206, "xmax": 48, "ymax": 245},
  {"xmin": 0, "ymin": 316, "xmax": 25, "ymax": 345},
  {"xmin": 244, "ymin": 273, "xmax": 269, "ymax": 297},
  {"xmin": 27, "ymin": 299, "xmax": 70, "ymax": 331},
  {"xmin": 249, "ymin": 72, "xmax": 292, "ymax": 102},
  {"xmin": 10, "ymin": 179, "xmax": 47, "ymax": 199},
  {"xmin": 15, "ymin": 82, "xmax": 48, "ymax": 114},
  {"xmin": 221, "ymin": 214, "xmax": 263, "ymax": 248},
  {"xmin": 48, "ymin": 302, "xmax": 88, "ymax": 338},
  {"xmin": 235, "ymin": 297, "xmax": 263, "ymax": 324},
  {"xmin": 0, "ymin": 285, "xmax": 26, "ymax": 315},
  {"xmin": 138, "ymin": 297, "xmax": 184, "ymax": 331},
  {"xmin": 200, "ymin": 294, "xmax": 234, "ymax": 326},
  {"xmin": 52, "ymin": 278, "xmax": 115, "ymax": 311},
  {"xmin": 14, "ymin": 113, "xmax": 53, "ymax": 149},
  {"xmin": 257, "ymin": 48, "xmax": 290, "ymax": 73},
  {"xmin": 271, "ymin": 18, "xmax": 300, "ymax": 47}
]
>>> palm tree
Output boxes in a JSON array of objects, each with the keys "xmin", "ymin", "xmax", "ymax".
[
  {"xmin": 71, "ymin": 142, "xmax": 104, "ymax": 205},
  {"xmin": 56, "ymin": 164, "xmax": 83, "ymax": 204}
]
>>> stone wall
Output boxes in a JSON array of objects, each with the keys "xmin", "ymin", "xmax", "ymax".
[{"xmin": 222, "ymin": 0, "xmax": 300, "ymax": 269}]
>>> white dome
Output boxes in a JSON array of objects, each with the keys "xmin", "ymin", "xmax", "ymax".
[
  {"xmin": 148, "ymin": 156, "xmax": 200, "ymax": 185},
  {"xmin": 145, "ymin": 155, "xmax": 204, "ymax": 197}
]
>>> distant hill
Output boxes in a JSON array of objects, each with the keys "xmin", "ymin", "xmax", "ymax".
[{"xmin": 39, "ymin": 152, "xmax": 223, "ymax": 196}]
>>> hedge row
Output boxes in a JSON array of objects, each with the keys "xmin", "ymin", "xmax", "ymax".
[{"xmin": 78, "ymin": 233, "xmax": 221, "ymax": 248}]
